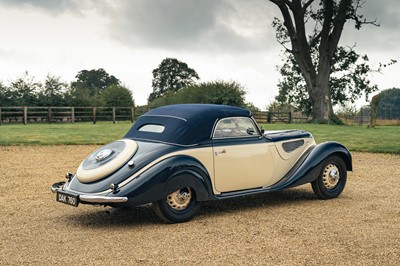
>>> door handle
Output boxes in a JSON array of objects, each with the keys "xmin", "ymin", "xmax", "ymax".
[{"xmin": 215, "ymin": 149, "xmax": 227, "ymax": 156}]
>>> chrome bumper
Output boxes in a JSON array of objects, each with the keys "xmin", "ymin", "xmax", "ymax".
[
  {"xmin": 51, "ymin": 182, "xmax": 128, "ymax": 204},
  {"xmin": 79, "ymin": 195, "xmax": 128, "ymax": 203}
]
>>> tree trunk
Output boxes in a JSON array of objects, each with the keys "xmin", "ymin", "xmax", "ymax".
[
  {"xmin": 310, "ymin": 86, "xmax": 332, "ymax": 122},
  {"xmin": 309, "ymin": 55, "xmax": 333, "ymax": 123}
]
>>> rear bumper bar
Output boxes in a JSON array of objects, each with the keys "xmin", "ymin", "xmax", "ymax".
[
  {"xmin": 51, "ymin": 182, "xmax": 128, "ymax": 204},
  {"xmin": 79, "ymin": 195, "xmax": 128, "ymax": 203}
]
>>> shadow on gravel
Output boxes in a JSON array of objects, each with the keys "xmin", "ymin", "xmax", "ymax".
[
  {"xmin": 65, "ymin": 205, "xmax": 161, "ymax": 228},
  {"xmin": 200, "ymin": 187, "xmax": 317, "ymax": 217},
  {"xmin": 63, "ymin": 187, "xmax": 317, "ymax": 227}
]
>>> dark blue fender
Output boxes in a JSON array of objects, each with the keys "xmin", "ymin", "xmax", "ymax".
[
  {"xmin": 111, "ymin": 155, "xmax": 214, "ymax": 207},
  {"xmin": 269, "ymin": 141, "xmax": 352, "ymax": 190}
]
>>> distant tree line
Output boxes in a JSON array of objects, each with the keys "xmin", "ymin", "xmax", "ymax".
[
  {"xmin": 147, "ymin": 58, "xmax": 258, "ymax": 111},
  {"xmin": 1, "ymin": 58, "xmax": 257, "ymax": 111},
  {"xmin": 0, "ymin": 69, "xmax": 134, "ymax": 107}
]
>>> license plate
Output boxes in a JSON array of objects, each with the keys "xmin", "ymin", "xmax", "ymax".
[{"xmin": 56, "ymin": 191, "xmax": 79, "ymax": 207}]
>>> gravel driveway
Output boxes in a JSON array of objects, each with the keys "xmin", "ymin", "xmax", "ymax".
[{"xmin": 0, "ymin": 146, "xmax": 399, "ymax": 265}]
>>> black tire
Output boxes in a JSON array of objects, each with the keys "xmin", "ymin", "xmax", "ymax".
[
  {"xmin": 312, "ymin": 155, "xmax": 347, "ymax": 199},
  {"xmin": 152, "ymin": 187, "xmax": 202, "ymax": 223}
]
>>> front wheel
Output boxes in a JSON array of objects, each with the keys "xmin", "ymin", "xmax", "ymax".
[
  {"xmin": 312, "ymin": 156, "xmax": 347, "ymax": 199},
  {"xmin": 152, "ymin": 187, "xmax": 202, "ymax": 223}
]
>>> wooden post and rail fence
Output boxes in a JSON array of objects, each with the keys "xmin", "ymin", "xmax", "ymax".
[
  {"xmin": 0, "ymin": 106, "xmax": 310, "ymax": 125},
  {"xmin": 0, "ymin": 106, "xmax": 135, "ymax": 125}
]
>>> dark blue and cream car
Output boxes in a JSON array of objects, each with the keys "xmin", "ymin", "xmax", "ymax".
[{"xmin": 52, "ymin": 104, "xmax": 352, "ymax": 223}]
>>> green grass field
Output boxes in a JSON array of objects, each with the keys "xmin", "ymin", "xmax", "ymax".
[
  {"xmin": 0, "ymin": 122, "xmax": 399, "ymax": 154},
  {"xmin": 259, "ymin": 123, "xmax": 400, "ymax": 154}
]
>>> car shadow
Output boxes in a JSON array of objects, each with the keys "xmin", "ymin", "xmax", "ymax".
[
  {"xmin": 65, "ymin": 204, "xmax": 161, "ymax": 227},
  {"xmin": 64, "ymin": 187, "xmax": 317, "ymax": 227},
  {"xmin": 199, "ymin": 187, "xmax": 317, "ymax": 218}
]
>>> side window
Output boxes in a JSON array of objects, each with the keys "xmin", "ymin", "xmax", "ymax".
[{"xmin": 213, "ymin": 117, "xmax": 259, "ymax": 138}]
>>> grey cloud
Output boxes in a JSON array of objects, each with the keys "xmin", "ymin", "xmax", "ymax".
[
  {"xmin": 359, "ymin": 0, "xmax": 400, "ymax": 29},
  {"xmin": 0, "ymin": 0, "xmax": 86, "ymax": 14},
  {"xmin": 341, "ymin": 0, "xmax": 400, "ymax": 52},
  {"xmin": 0, "ymin": 0, "xmax": 280, "ymax": 53},
  {"xmin": 108, "ymin": 0, "xmax": 221, "ymax": 47},
  {"xmin": 105, "ymin": 0, "xmax": 277, "ymax": 53}
]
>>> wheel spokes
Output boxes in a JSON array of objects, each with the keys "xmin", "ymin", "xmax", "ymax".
[
  {"xmin": 166, "ymin": 188, "xmax": 192, "ymax": 211},
  {"xmin": 322, "ymin": 164, "xmax": 340, "ymax": 190}
]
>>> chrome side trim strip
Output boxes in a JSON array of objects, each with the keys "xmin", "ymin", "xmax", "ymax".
[{"xmin": 79, "ymin": 195, "xmax": 128, "ymax": 203}]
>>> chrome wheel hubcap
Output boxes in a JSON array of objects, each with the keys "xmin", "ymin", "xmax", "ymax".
[
  {"xmin": 323, "ymin": 164, "xmax": 340, "ymax": 189},
  {"xmin": 95, "ymin": 148, "xmax": 113, "ymax": 161},
  {"xmin": 166, "ymin": 188, "xmax": 192, "ymax": 211}
]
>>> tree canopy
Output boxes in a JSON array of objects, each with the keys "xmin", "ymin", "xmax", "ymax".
[
  {"xmin": 101, "ymin": 84, "xmax": 134, "ymax": 107},
  {"xmin": 38, "ymin": 74, "xmax": 68, "ymax": 106},
  {"xmin": 0, "ymin": 69, "xmax": 134, "ymax": 107},
  {"xmin": 4, "ymin": 72, "xmax": 41, "ymax": 106},
  {"xmin": 376, "ymin": 88, "xmax": 400, "ymax": 119},
  {"xmin": 276, "ymin": 45, "xmax": 379, "ymax": 116},
  {"xmin": 269, "ymin": 0, "xmax": 379, "ymax": 123},
  {"xmin": 149, "ymin": 80, "xmax": 247, "ymax": 108},
  {"xmin": 71, "ymin": 68, "xmax": 120, "ymax": 97},
  {"xmin": 148, "ymin": 58, "xmax": 200, "ymax": 102}
]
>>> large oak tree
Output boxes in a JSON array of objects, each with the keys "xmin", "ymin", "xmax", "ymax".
[{"xmin": 268, "ymin": 0, "xmax": 377, "ymax": 122}]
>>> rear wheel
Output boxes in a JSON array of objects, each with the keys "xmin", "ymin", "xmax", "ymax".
[
  {"xmin": 312, "ymin": 156, "xmax": 347, "ymax": 199},
  {"xmin": 152, "ymin": 187, "xmax": 202, "ymax": 223}
]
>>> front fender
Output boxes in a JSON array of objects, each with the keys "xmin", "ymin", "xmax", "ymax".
[
  {"xmin": 304, "ymin": 141, "xmax": 352, "ymax": 171},
  {"xmin": 114, "ymin": 155, "xmax": 214, "ymax": 207},
  {"xmin": 269, "ymin": 141, "xmax": 352, "ymax": 190}
]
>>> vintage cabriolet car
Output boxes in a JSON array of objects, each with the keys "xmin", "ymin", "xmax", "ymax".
[{"xmin": 52, "ymin": 104, "xmax": 352, "ymax": 223}]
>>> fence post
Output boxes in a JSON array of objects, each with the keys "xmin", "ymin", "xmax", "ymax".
[
  {"xmin": 267, "ymin": 112, "xmax": 272, "ymax": 123},
  {"xmin": 131, "ymin": 107, "xmax": 134, "ymax": 123},
  {"xmin": 112, "ymin": 107, "xmax": 116, "ymax": 124},
  {"xmin": 71, "ymin": 107, "xmax": 75, "ymax": 123},
  {"xmin": 288, "ymin": 111, "xmax": 292, "ymax": 124},
  {"xmin": 92, "ymin": 107, "xmax": 97, "ymax": 124},
  {"xmin": 48, "ymin": 107, "xmax": 52, "ymax": 123},
  {"xmin": 0, "ymin": 107, "xmax": 2, "ymax": 125},
  {"xmin": 23, "ymin": 106, "xmax": 28, "ymax": 125}
]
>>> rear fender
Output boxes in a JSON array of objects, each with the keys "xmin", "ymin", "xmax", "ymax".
[
  {"xmin": 270, "ymin": 141, "xmax": 352, "ymax": 190},
  {"xmin": 118, "ymin": 155, "xmax": 214, "ymax": 206}
]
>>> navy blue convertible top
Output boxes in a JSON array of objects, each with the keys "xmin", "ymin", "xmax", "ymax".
[{"xmin": 125, "ymin": 104, "xmax": 251, "ymax": 146}]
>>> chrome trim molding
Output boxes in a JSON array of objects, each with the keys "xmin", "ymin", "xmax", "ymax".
[
  {"xmin": 79, "ymin": 195, "xmax": 128, "ymax": 203},
  {"xmin": 51, "ymin": 182, "xmax": 127, "ymax": 203}
]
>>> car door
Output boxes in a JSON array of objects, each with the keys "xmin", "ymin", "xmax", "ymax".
[{"xmin": 212, "ymin": 117, "xmax": 274, "ymax": 192}]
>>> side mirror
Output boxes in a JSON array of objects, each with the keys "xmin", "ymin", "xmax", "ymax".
[
  {"xmin": 246, "ymin": 128, "xmax": 255, "ymax": 135},
  {"xmin": 260, "ymin": 126, "xmax": 265, "ymax": 134}
]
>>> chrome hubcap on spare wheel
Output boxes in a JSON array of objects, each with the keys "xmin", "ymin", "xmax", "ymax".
[
  {"xmin": 322, "ymin": 164, "xmax": 340, "ymax": 189},
  {"xmin": 95, "ymin": 148, "xmax": 113, "ymax": 161},
  {"xmin": 166, "ymin": 188, "xmax": 192, "ymax": 211}
]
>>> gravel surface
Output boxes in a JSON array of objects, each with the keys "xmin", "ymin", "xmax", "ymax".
[{"xmin": 0, "ymin": 146, "xmax": 399, "ymax": 265}]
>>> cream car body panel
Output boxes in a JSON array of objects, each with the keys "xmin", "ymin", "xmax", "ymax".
[
  {"xmin": 268, "ymin": 138, "xmax": 316, "ymax": 185},
  {"xmin": 213, "ymin": 142, "xmax": 274, "ymax": 192}
]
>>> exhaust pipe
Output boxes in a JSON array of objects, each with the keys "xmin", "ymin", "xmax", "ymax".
[{"xmin": 105, "ymin": 207, "xmax": 119, "ymax": 215}]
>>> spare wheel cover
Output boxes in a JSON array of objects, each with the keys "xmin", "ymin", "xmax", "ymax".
[{"xmin": 76, "ymin": 139, "xmax": 138, "ymax": 183}]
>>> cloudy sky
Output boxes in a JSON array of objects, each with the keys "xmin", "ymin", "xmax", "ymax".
[{"xmin": 0, "ymin": 0, "xmax": 399, "ymax": 109}]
